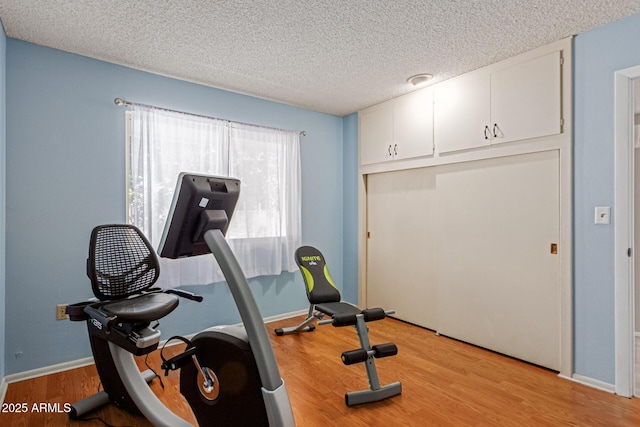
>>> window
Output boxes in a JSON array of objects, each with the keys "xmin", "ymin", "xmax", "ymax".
[{"xmin": 127, "ymin": 105, "xmax": 301, "ymax": 287}]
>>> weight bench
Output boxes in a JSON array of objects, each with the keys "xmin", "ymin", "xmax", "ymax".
[{"xmin": 275, "ymin": 246, "xmax": 402, "ymax": 406}]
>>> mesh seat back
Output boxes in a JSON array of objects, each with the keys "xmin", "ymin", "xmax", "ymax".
[
  {"xmin": 88, "ymin": 224, "xmax": 160, "ymax": 300},
  {"xmin": 294, "ymin": 246, "xmax": 341, "ymax": 304}
]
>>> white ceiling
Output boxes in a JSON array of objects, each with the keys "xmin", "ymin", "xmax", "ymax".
[{"xmin": 1, "ymin": 1, "xmax": 640, "ymax": 116}]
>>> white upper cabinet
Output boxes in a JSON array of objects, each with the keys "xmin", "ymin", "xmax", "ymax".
[
  {"xmin": 393, "ymin": 88, "xmax": 434, "ymax": 161},
  {"xmin": 360, "ymin": 105, "xmax": 394, "ymax": 165},
  {"xmin": 490, "ymin": 51, "xmax": 562, "ymax": 144},
  {"xmin": 434, "ymin": 50, "xmax": 563, "ymax": 153},
  {"xmin": 434, "ymin": 72, "xmax": 491, "ymax": 153},
  {"xmin": 360, "ymin": 87, "xmax": 434, "ymax": 165}
]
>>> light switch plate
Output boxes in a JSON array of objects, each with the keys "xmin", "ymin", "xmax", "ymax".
[{"xmin": 595, "ymin": 206, "xmax": 611, "ymax": 224}]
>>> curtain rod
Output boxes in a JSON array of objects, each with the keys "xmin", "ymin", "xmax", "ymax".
[{"xmin": 114, "ymin": 97, "xmax": 307, "ymax": 137}]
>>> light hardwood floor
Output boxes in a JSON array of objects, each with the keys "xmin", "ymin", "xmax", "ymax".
[{"xmin": 2, "ymin": 316, "xmax": 640, "ymax": 426}]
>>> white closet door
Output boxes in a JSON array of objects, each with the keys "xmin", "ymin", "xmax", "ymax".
[
  {"xmin": 366, "ymin": 168, "xmax": 438, "ymax": 329},
  {"xmin": 436, "ymin": 150, "xmax": 560, "ymax": 370}
]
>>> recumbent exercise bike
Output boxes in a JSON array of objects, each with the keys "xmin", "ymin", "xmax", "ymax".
[{"xmin": 67, "ymin": 173, "xmax": 295, "ymax": 426}]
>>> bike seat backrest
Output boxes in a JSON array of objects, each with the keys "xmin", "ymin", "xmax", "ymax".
[
  {"xmin": 294, "ymin": 246, "xmax": 341, "ymax": 305},
  {"xmin": 88, "ymin": 224, "xmax": 160, "ymax": 300}
]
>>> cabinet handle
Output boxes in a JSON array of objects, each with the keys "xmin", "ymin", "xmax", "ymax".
[
  {"xmin": 386, "ymin": 145, "xmax": 392, "ymax": 157},
  {"xmin": 394, "ymin": 144, "xmax": 398, "ymax": 156},
  {"xmin": 493, "ymin": 123, "xmax": 498, "ymax": 138},
  {"xmin": 484, "ymin": 125, "xmax": 490, "ymax": 140}
]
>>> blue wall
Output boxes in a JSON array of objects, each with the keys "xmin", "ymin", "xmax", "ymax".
[
  {"xmin": 5, "ymin": 40, "xmax": 346, "ymax": 374},
  {"xmin": 0, "ymin": 20, "xmax": 6, "ymax": 379},
  {"xmin": 573, "ymin": 13, "xmax": 640, "ymax": 384}
]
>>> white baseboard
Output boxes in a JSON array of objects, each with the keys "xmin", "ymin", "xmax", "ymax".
[
  {"xmin": 559, "ymin": 373, "xmax": 616, "ymax": 394},
  {"xmin": 0, "ymin": 377, "xmax": 7, "ymax": 404},
  {"xmin": 4, "ymin": 356, "xmax": 95, "ymax": 385},
  {"xmin": 2, "ymin": 309, "xmax": 306, "ymax": 387},
  {"xmin": 263, "ymin": 309, "xmax": 307, "ymax": 324}
]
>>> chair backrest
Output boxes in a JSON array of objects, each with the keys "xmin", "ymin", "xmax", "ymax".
[
  {"xmin": 294, "ymin": 246, "xmax": 341, "ymax": 304},
  {"xmin": 88, "ymin": 224, "xmax": 160, "ymax": 300}
]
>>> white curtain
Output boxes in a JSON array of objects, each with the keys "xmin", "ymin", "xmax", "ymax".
[{"xmin": 128, "ymin": 105, "xmax": 301, "ymax": 287}]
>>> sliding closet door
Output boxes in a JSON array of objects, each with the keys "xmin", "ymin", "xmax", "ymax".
[
  {"xmin": 436, "ymin": 150, "xmax": 560, "ymax": 370},
  {"xmin": 366, "ymin": 167, "xmax": 438, "ymax": 328}
]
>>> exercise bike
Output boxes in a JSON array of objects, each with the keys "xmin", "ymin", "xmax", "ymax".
[{"xmin": 67, "ymin": 173, "xmax": 295, "ymax": 426}]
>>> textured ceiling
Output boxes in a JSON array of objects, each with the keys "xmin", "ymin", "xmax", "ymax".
[{"xmin": 1, "ymin": 1, "xmax": 640, "ymax": 116}]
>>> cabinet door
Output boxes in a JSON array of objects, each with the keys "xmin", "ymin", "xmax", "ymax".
[
  {"xmin": 490, "ymin": 51, "xmax": 562, "ymax": 144},
  {"xmin": 436, "ymin": 150, "xmax": 560, "ymax": 370},
  {"xmin": 359, "ymin": 105, "xmax": 393, "ymax": 165},
  {"xmin": 393, "ymin": 88, "xmax": 434, "ymax": 160},
  {"xmin": 434, "ymin": 72, "xmax": 491, "ymax": 153},
  {"xmin": 366, "ymin": 168, "xmax": 438, "ymax": 328}
]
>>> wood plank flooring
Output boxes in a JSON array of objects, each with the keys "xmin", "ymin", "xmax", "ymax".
[{"xmin": 2, "ymin": 316, "xmax": 640, "ymax": 426}]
